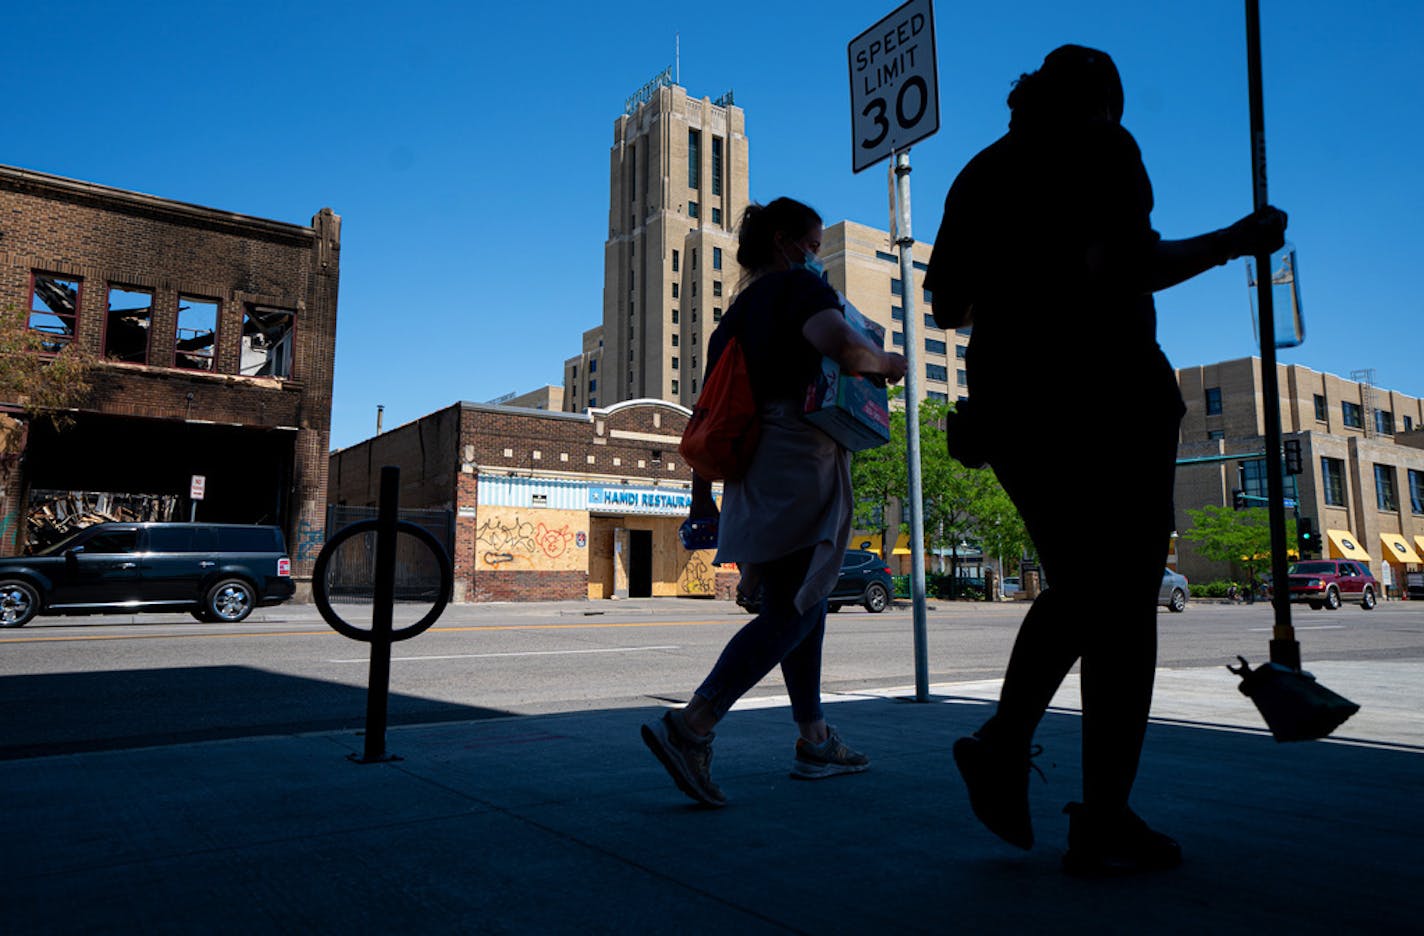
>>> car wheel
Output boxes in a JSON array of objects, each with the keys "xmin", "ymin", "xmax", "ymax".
[
  {"xmin": 1168, "ymin": 588, "xmax": 1186, "ymax": 613},
  {"xmin": 1324, "ymin": 586, "xmax": 1341, "ymax": 611},
  {"xmin": 863, "ymin": 582, "xmax": 889, "ymax": 613},
  {"xmin": 0, "ymin": 579, "xmax": 40, "ymax": 628},
  {"xmin": 827, "ymin": 603, "xmax": 842, "ymax": 613},
  {"xmin": 1360, "ymin": 586, "xmax": 1376, "ymax": 610},
  {"xmin": 205, "ymin": 579, "xmax": 256, "ymax": 623}
]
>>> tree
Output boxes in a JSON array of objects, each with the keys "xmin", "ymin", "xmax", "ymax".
[
  {"xmin": 0, "ymin": 305, "xmax": 94, "ymax": 425},
  {"xmin": 1181, "ymin": 505, "xmax": 1296, "ymax": 585}
]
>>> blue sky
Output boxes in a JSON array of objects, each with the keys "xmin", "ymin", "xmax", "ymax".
[{"xmin": 5, "ymin": 1, "xmax": 1420, "ymax": 450}]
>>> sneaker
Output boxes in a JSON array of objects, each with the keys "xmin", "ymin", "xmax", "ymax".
[
  {"xmin": 952, "ymin": 734, "xmax": 1044, "ymax": 850},
  {"xmin": 641, "ymin": 711, "xmax": 727, "ymax": 807},
  {"xmin": 790, "ymin": 727, "xmax": 870, "ymax": 780},
  {"xmin": 1061, "ymin": 802, "xmax": 1182, "ymax": 876}
]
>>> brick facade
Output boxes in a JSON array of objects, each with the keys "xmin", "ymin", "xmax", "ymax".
[{"xmin": 0, "ymin": 165, "xmax": 339, "ymax": 592}]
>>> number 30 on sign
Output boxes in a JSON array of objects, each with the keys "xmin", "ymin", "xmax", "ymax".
[{"xmin": 848, "ymin": 0, "xmax": 940, "ymax": 173}]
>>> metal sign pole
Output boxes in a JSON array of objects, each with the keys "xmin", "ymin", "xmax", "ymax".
[
  {"xmin": 893, "ymin": 149, "xmax": 931, "ymax": 701},
  {"xmin": 362, "ymin": 466, "xmax": 400, "ymax": 761},
  {"xmin": 1245, "ymin": 0, "xmax": 1300, "ymax": 670}
]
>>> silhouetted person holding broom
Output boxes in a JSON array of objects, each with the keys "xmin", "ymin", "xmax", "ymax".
[{"xmin": 924, "ymin": 45, "xmax": 1286, "ymax": 874}]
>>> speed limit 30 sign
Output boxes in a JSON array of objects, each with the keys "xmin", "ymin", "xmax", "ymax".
[{"xmin": 849, "ymin": 0, "xmax": 939, "ymax": 173}]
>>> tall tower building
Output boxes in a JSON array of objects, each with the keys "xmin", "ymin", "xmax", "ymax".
[{"xmin": 566, "ymin": 76, "xmax": 749, "ymax": 410}]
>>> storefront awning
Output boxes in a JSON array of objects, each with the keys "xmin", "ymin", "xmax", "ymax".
[
  {"xmin": 1380, "ymin": 532, "xmax": 1422, "ymax": 565},
  {"xmin": 1416, "ymin": 536, "xmax": 1424, "ymax": 561},
  {"xmin": 1325, "ymin": 528, "xmax": 1372, "ymax": 562},
  {"xmin": 851, "ymin": 531, "xmax": 911, "ymax": 555}
]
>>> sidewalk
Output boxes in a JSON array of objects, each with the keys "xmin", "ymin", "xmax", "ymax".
[{"xmin": 6, "ymin": 659, "xmax": 1421, "ymax": 934}]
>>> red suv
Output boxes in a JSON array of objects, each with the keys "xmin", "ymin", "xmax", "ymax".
[{"xmin": 1285, "ymin": 559, "xmax": 1378, "ymax": 611}]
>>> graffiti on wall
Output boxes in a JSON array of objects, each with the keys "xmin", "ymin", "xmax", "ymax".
[
  {"xmin": 294, "ymin": 519, "xmax": 325, "ymax": 562},
  {"xmin": 678, "ymin": 551, "xmax": 716, "ymax": 595},
  {"xmin": 475, "ymin": 507, "xmax": 587, "ymax": 571}
]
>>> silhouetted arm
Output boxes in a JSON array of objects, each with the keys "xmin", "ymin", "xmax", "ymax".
[{"xmin": 802, "ymin": 308, "xmax": 909, "ymax": 383}]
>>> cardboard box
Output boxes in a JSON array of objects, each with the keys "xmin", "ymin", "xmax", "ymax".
[{"xmin": 803, "ymin": 298, "xmax": 891, "ymax": 451}]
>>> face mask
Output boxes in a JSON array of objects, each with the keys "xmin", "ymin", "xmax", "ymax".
[{"xmin": 801, "ymin": 251, "xmax": 826, "ymax": 279}]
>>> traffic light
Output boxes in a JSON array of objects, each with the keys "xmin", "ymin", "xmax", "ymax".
[
  {"xmin": 1298, "ymin": 517, "xmax": 1317, "ymax": 556},
  {"xmin": 1233, "ymin": 489, "xmax": 1247, "ymax": 510},
  {"xmin": 1284, "ymin": 438, "xmax": 1303, "ymax": 475}
]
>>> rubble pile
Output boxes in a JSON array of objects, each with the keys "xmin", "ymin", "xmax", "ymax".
[{"xmin": 26, "ymin": 490, "xmax": 181, "ymax": 552}]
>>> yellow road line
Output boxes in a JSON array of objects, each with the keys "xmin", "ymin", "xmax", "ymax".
[{"xmin": 0, "ymin": 619, "xmax": 736, "ymax": 644}]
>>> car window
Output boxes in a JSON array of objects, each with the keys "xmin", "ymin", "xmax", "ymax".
[
  {"xmin": 81, "ymin": 530, "xmax": 140, "ymax": 554},
  {"xmin": 214, "ymin": 527, "xmax": 282, "ymax": 552},
  {"xmin": 146, "ymin": 527, "xmax": 195, "ymax": 552}
]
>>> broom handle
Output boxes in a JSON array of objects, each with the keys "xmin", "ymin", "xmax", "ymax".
[{"xmin": 1246, "ymin": 0, "xmax": 1301, "ymax": 669}]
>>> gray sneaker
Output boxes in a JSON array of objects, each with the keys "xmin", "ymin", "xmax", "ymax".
[
  {"xmin": 790, "ymin": 727, "xmax": 870, "ymax": 780},
  {"xmin": 641, "ymin": 711, "xmax": 727, "ymax": 807}
]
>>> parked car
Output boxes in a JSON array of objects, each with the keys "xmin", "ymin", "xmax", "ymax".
[
  {"xmin": 1284, "ymin": 559, "xmax": 1378, "ymax": 610},
  {"xmin": 0, "ymin": 523, "xmax": 295, "ymax": 627},
  {"xmin": 1159, "ymin": 568, "xmax": 1189, "ymax": 612},
  {"xmin": 737, "ymin": 549, "xmax": 895, "ymax": 614}
]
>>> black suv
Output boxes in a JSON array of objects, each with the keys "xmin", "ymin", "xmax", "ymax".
[
  {"xmin": 0, "ymin": 523, "xmax": 295, "ymax": 627},
  {"xmin": 738, "ymin": 549, "xmax": 895, "ymax": 614}
]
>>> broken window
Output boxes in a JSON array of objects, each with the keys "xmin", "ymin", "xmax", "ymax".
[
  {"xmin": 240, "ymin": 306, "xmax": 295, "ymax": 378},
  {"xmin": 176, "ymin": 296, "xmax": 218, "ymax": 371},
  {"xmin": 104, "ymin": 286, "xmax": 153, "ymax": 364},
  {"xmin": 28, "ymin": 273, "xmax": 81, "ymax": 353}
]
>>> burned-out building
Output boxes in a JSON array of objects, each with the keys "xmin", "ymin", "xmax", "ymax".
[{"xmin": 0, "ymin": 165, "xmax": 339, "ymax": 589}]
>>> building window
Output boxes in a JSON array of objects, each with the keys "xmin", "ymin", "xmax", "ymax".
[
  {"xmin": 691, "ymin": 309, "xmax": 697, "ymax": 322},
  {"xmin": 1321, "ymin": 457, "xmax": 1346, "ymax": 506},
  {"xmin": 711, "ymin": 207, "xmax": 722, "ymax": 226},
  {"xmin": 692, "ymin": 282, "xmax": 698, "ymax": 297},
  {"xmin": 891, "ymin": 279, "xmax": 904, "ymax": 297},
  {"xmin": 1241, "ymin": 457, "xmax": 1298, "ymax": 502},
  {"xmin": 1314, "ymin": 393, "xmax": 1327, "ymax": 422},
  {"xmin": 688, "ymin": 201, "xmax": 699, "ymax": 219},
  {"xmin": 956, "ymin": 369, "xmax": 968, "ymax": 387},
  {"xmin": 104, "ymin": 286, "xmax": 152, "ymax": 364},
  {"xmin": 589, "ymin": 397, "xmax": 597, "ymax": 407},
  {"xmin": 875, "ymin": 250, "xmax": 897, "ymax": 263},
  {"xmin": 1409, "ymin": 469, "xmax": 1424, "ymax": 514},
  {"xmin": 925, "ymin": 338, "xmax": 946, "ymax": 355},
  {"xmin": 672, "ymin": 356, "xmax": 679, "ymax": 370},
  {"xmin": 691, "ymin": 249, "xmax": 697, "ymax": 269},
  {"xmin": 913, "ymin": 260, "xmax": 929, "ymax": 272},
  {"xmin": 713, "ymin": 307, "xmax": 722, "ymax": 322},
  {"xmin": 692, "ymin": 332, "xmax": 698, "ymax": 344},
  {"xmin": 713, "ymin": 247, "xmax": 722, "ymax": 270},
  {"xmin": 711, "ymin": 135, "xmax": 723, "ymax": 196},
  {"xmin": 955, "ymin": 345, "xmax": 967, "ymax": 359},
  {"xmin": 1208, "ymin": 430, "xmax": 1226, "ymax": 441},
  {"xmin": 927, "ymin": 390, "xmax": 947, "ymax": 401},
  {"xmin": 713, "ymin": 280, "xmax": 722, "ymax": 297},
  {"xmin": 924, "ymin": 313, "xmax": 939, "ymax": 330},
  {"xmin": 589, "ymin": 378, "xmax": 597, "ymax": 391},
  {"xmin": 1342, "ymin": 401, "xmax": 1363, "ymax": 428},
  {"xmin": 671, "ymin": 309, "xmax": 679, "ymax": 324},
  {"xmin": 589, "ymin": 359, "xmax": 597, "ymax": 372},
  {"xmin": 671, "ymin": 334, "xmax": 679, "ymax": 347},
  {"xmin": 672, "ymin": 249, "xmax": 679, "ymax": 272},
  {"xmin": 891, "ymin": 305, "xmax": 904, "ymax": 321},
  {"xmin": 1375, "ymin": 464, "xmax": 1399, "ymax": 511},
  {"xmin": 691, "ymin": 355, "xmax": 697, "ymax": 370},
  {"xmin": 688, "ymin": 129, "xmax": 701, "ymax": 189},
  {"xmin": 672, "ymin": 283, "xmax": 679, "ymax": 299},
  {"xmin": 1205, "ymin": 387, "xmax": 1223, "ymax": 415},
  {"xmin": 892, "ymin": 331, "xmax": 905, "ymax": 347},
  {"xmin": 692, "ymin": 378, "xmax": 698, "ymax": 393},
  {"xmin": 926, "ymin": 364, "xmax": 948, "ymax": 382},
  {"xmin": 924, "ymin": 288, "xmax": 933, "ymax": 304},
  {"xmin": 1405, "ymin": 415, "xmax": 1415, "ymax": 432},
  {"xmin": 240, "ymin": 306, "xmax": 295, "ymax": 378},
  {"xmin": 176, "ymin": 296, "xmax": 219, "ymax": 371},
  {"xmin": 671, "ymin": 379, "xmax": 679, "ymax": 395},
  {"xmin": 1375, "ymin": 409, "xmax": 1395, "ymax": 435},
  {"xmin": 28, "ymin": 273, "xmax": 81, "ymax": 353}
]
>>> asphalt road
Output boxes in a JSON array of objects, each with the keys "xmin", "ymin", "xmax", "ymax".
[{"xmin": 3, "ymin": 597, "xmax": 1421, "ymax": 759}]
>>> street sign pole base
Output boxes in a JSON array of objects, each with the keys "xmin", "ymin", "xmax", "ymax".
[{"xmin": 348, "ymin": 751, "xmax": 403, "ymax": 765}]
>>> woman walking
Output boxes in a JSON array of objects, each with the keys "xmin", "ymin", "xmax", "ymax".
[{"xmin": 642, "ymin": 197, "xmax": 907, "ymax": 806}]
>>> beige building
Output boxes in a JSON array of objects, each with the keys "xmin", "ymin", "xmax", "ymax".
[
  {"xmin": 1174, "ymin": 358, "xmax": 1424, "ymax": 593},
  {"xmin": 564, "ymin": 77, "xmax": 749, "ymax": 411}
]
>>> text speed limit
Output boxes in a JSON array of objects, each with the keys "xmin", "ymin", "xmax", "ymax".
[{"xmin": 848, "ymin": 0, "xmax": 940, "ymax": 173}]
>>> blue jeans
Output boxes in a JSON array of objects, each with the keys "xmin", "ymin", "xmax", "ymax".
[{"xmin": 695, "ymin": 547, "xmax": 828, "ymax": 725}]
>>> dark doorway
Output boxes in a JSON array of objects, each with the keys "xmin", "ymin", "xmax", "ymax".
[{"xmin": 629, "ymin": 529, "xmax": 652, "ymax": 598}]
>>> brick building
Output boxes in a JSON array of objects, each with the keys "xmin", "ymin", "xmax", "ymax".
[
  {"xmin": 0, "ymin": 165, "xmax": 340, "ymax": 590},
  {"xmin": 1174, "ymin": 358, "xmax": 1424, "ymax": 593},
  {"xmin": 328, "ymin": 399, "xmax": 728, "ymax": 602}
]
